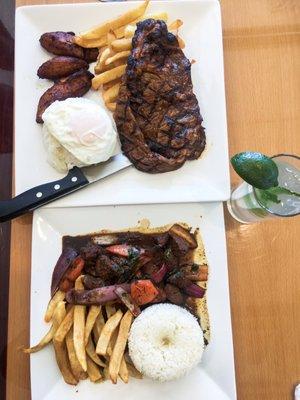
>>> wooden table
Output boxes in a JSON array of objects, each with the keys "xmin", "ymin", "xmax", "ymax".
[{"xmin": 7, "ymin": 1, "xmax": 300, "ymax": 399}]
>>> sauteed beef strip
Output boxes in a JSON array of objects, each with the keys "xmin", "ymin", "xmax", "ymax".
[
  {"xmin": 82, "ymin": 275, "xmax": 105, "ymax": 290},
  {"xmin": 165, "ymin": 283, "xmax": 184, "ymax": 305},
  {"xmin": 80, "ymin": 243, "xmax": 102, "ymax": 261}
]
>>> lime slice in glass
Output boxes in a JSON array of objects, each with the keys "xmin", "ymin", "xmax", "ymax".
[{"xmin": 231, "ymin": 151, "xmax": 279, "ymax": 189}]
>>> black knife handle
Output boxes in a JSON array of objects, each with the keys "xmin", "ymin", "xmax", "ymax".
[{"xmin": 0, "ymin": 167, "xmax": 89, "ymax": 223}]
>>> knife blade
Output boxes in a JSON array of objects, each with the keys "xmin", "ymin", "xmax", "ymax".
[{"xmin": 0, "ymin": 153, "xmax": 131, "ymax": 223}]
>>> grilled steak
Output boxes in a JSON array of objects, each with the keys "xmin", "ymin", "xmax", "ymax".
[{"xmin": 114, "ymin": 19, "xmax": 206, "ymax": 173}]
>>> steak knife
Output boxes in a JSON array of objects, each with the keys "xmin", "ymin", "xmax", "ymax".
[{"xmin": 0, "ymin": 154, "xmax": 131, "ymax": 223}]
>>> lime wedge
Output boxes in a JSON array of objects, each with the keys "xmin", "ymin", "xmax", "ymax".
[{"xmin": 231, "ymin": 151, "xmax": 279, "ymax": 189}]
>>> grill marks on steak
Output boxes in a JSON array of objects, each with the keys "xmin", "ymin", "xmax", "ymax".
[{"xmin": 114, "ymin": 19, "xmax": 206, "ymax": 173}]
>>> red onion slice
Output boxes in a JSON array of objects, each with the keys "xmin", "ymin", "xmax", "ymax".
[
  {"xmin": 184, "ymin": 283, "xmax": 205, "ymax": 298},
  {"xmin": 51, "ymin": 247, "xmax": 78, "ymax": 297},
  {"xmin": 151, "ymin": 264, "xmax": 167, "ymax": 283}
]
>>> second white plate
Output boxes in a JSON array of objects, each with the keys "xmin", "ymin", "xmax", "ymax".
[
  {"xmin": 15, "ymin": 0, "xmax": 229, "ymax": 207},
  {"xmin": 30, "ymin": 202, "xmax": 236, "ymax": 399}
]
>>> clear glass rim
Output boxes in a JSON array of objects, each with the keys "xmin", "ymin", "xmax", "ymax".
[{"xmin": 253, "ymin": 153, "xmax": 300, "ymax": 217}]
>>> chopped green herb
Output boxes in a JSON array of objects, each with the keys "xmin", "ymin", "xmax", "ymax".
[{"xmin": 164, "ymin": 248, "xmax": 172, "ymax": 260}]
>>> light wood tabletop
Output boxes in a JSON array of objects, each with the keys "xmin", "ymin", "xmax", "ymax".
[{"xmin": 7, "ymin": 1, "xmax": 300, "ymax": 399}]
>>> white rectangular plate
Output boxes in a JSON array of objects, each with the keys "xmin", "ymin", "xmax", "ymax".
[
  {"xmin": 31, "ymin": 202, "xmax": 236, "ymax": 399},
  {"xmin": 15, "ymin": 0, "xmax": 230, "ymax": 206}
]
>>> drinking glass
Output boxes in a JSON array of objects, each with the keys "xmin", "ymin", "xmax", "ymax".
[{"xmin": 227, "ymin": 154, "xmax": 300, "ymax": 223}]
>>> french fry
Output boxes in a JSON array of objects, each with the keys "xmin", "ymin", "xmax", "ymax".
[
  {"xmin": 177, "ymin": 36, "xmax": 185, "ymax": 49},
  {"xmin": 87, "ymin": 356, "xmax": 103, "ymax": 383},
  {"xmin": 53, "ymin": 339, "xmax": 78, "ymax": 385},
  {"xmin": 106, "ymin": 102, "xmax": 117, "ymax": 112},
  {"xmin": 92, "ymin": 309, "xmax": 105, "ymax": 343},
  {"xmin": 103, "ymin": 366, "xmax": 110, "ymax": 381},
  {"xmin": 66, "ymin": 329, "xmax": 87, "ymax": 381},
  {"xmin": 95, "ymin": 47, "xmax": 113, "ymax": 74},
  {"xmin": 96, "ymin": 309, "xmax": 123, "ymax": 355},
  {"xmin": 79, "ymin": 0, "xmax": 149, "ymax": 40},
  {"xmin": 124, "ymin": 24, "xmax": 136, "ymax": 39},
  {"xmin": 84, "ymin": 305, "xmax": 101, "ymax": 346},
  {"xmin": 114, "ymin": 11, "xmax": 168, "ymax": 39},
  {"xmin": 107, "ymin": 30, "xmax": 117, "ymax": 49},
  {"xmin": 92, "ymin": 65, "xmax": 126, "ymax": 89},
  {"xmin": 105, "ymin": 50, "xmax": 130, "ymax": 66},
  {"xmin": 73, "ymin": 276, "xmax": 87, "ymax": 371},
  {"xmin": 168, "ymin": 19, "xmax": 183, "ymax": 31},
  {"xmin": 105, "ymin": 304, "xmax": 117, "ymax": 320},
  {"xmin": 103, "ymin": 78, "xmax": 121, "ymax": 91},
  {"xmin": 23, "ymin": 301, "xmax": 66, "ymax": 353},
  {"xmin": 119, "ymin": 357, "xmax": 129, "ymax": 383},
  {"xmin": 86, "ymin": 336, "xmax": 106, "ymax": 368},
  {"xmin": 111, "ymin": 38, "xmax": 132, "ymax": 52},
  {"xmin": 109, "ymin": 310, "xmax": 133, "ymax": 384},
  {"xmin": 54, "ymin": 306, "xmax": 74, "ymax": 343},
  {"xmin": 113, "ymin": 25, "xmax": 127, "ymax": 39},
  {"xmin": 141, "ymin": 11, "xmax": 168, "ymax": 22},
  {"xmin": 103, "ymin": 83, "xmax": 120, "ymax": 104},
  {"xmin": 44, "ymin": 290, "xmax": 65, "ymax": 322},
  {"xmin": 127, "ymin": 363, "xmax": 143, "ymax": 379},
  {"xmin": 106, "ymin": 327, "xmax": 118, "ymax": 357},
  {"xmin": 75, "ymin": 35, "xmax": 107, "ymax": 48}
]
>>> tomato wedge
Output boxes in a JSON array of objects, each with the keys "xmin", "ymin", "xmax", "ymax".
[
  {"xmin": 106, "ymin": 244, "xmax": 145, "ymax": 257},
  {"xmin": 131, "ymin": 280, "xmax": 159, "ymax": 305},
  {"xmin": 65, "ymin": 256, "xmax": 85, "ymax": 282}
]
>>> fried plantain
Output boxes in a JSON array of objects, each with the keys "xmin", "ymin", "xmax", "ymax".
[
  {"xmin": 84, "ymin": 48, "xmax": 99, "ymax": 63},
  {"xmin": 40, "ymin": 31, "xmax": 84, "ymax": 58},
  {"xmin": 37, "ymin": 56, "xmax": 89, "ymax": 80},
  {"xmin": 36, "ymin": 70, "xmax": 94, "ymax": 123},
  {"xmin": 39, "ymin": 32, "xmax": 99, "ymax": 63}
]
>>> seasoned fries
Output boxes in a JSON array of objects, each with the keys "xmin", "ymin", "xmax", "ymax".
[
  {"xmin": 53, "ymin": 339, "xmax": 78, "ymax": 385},
  {"xmin": 111, "ymin": 38, "xmax": 132, "ymax": 52},
  {"xmin": 96, "ymin": 309, "xmax": 123, "ymax": 355},
  {"xmin": 23, "ymin": 301, "xmax": 66, "ymax": 353},
  {"xmin": 73, "ymin": 276, "xmax": 87, "ymax": 371},
  {"xmin": 77, "ymin": 0, "xmax": 149, "ymax": 40},
  {"xmin": 109, "ymin": 310, "xmax": 133, "ymax": 384},
  {"xmin": 86, "ymin": 336, "xmax": 106, "ymax": 368},
  {"xmin": 92, "ymin": 309, "xmax": 105, "ymax": 342},
  {"xmin": 103, "ymin": 83, "xmax": 120, "ymax": 104},
  {"xmin": 66, "ymin": 329, "xmax": 87, "ymax": 381},
  {"xmin": 92, "ymin": 64, "xmax": 126, "ymax": 89},
  {"xmin": 75, "ymin": 36, "xmax": 107, "ymax": 48},
  {"xmin": 105, "ymin": 50, "xmax": 130, "ymax": 66},
  {"xmin": 87, "ymin": 356, "xmax": 103, "ymax": 382},
  {"xmin": 44, "ymin": 290, "xmax": 65, "ymax": 322},
  {"xmin": 169, "ymin": 19, "xmax": 183, "ymax": 31},
  {"xmin": 54, "ymin": 306, "xmax": 74, "ymax": 343},
  {"xmin": 127, "ymin": 362, "xmax": 143, "ymax": 379},
  {"xmin": 105, "ymin": 304, "xmax": 117, "ymax": 319},
  {"xmin": 105, "ymin": 102, "xmax": 117, "ymax": 112},
  {"xmin": 24, "ymin": 292, "xmax": 142, "ymax": 385},
  {"xmin": 119, "ymin": 357, "xmax": 129, "ymax": 383},
  {"xmin": 177, "ymin": 36, "xmax": 185, "ymax": 49},
  {"xmin": 84, "ymin": 305, "xmax": 101, "ymax": 346},
  {"xmin": 124, "ymin": 25, "xmax": 136, "ymax": 39}
]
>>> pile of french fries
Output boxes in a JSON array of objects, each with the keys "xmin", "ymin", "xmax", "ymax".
[
  {"xmin": 74, "ymin": 0, "xmax": 184, "ymax": 112},
  {"xmin": 23, "ymin": 275, "xmax": 142, "ymax": 385}
]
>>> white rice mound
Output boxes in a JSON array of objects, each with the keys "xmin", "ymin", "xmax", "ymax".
[{"xmin": 128, "ymin": 304, "xmax": 204, "ymax": 382}]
